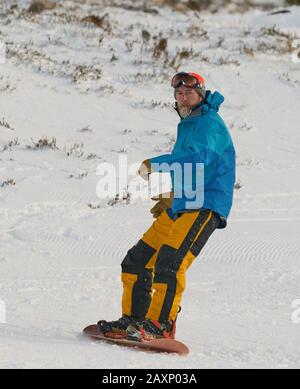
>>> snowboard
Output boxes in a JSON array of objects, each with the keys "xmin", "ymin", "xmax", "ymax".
[{"xmin": 83, "ymin": 324, "xmax": 189, "ymax": 355}]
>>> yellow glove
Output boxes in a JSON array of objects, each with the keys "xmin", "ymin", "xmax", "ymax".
[
  {"xmin": 138, "ymin": 159, "xmax": 152, "ymax": 181},
  {"xmin": 150, "ymin": 192, "xmax": 174, "ymax": 218}
]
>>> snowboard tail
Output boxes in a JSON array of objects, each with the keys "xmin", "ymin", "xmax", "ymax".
[{"xmin": 83, "ymin": 324, "xmax": 189, "ymax": 355}]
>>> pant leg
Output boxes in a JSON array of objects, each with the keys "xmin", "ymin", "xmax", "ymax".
[
  {"xmin": 121, "ymin": 210, "xmax": 173, "ymax": 319},
  {"xmin": 146, "ymin": 209, "xmax": 220, "ymax": 322}
]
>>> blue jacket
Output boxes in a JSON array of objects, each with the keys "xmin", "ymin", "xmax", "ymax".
[{"xmin": 149, "ymin": 90, "xmax": 236, "ymax": 229}]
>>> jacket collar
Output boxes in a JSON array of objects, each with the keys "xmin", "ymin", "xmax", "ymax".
[{"xmin": 173, "ymin": 100, "xmax": 204, "ymax": 120}]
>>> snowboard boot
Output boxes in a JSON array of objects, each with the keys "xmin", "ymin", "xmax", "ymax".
[
  {"xmin": 97, "ymin": 315, "xmax": 141, "ymax": 339},
  {"xmin": 126, "ymin": 318, "xmax": 176, "ymax": 342}
]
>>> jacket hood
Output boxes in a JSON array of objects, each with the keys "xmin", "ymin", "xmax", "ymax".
[{"xmin": 201, "ymin": 90, "xmax": 224, "ymax": 114}]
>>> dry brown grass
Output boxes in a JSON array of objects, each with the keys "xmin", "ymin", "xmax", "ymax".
[
  {"xmin": 0, "ymin": 118, "xmax": 14, "ymax": 131},
  {"xmin": 28, "ymin": 0, "xmax": 56, "ymax": 14},
  {"xmin": 1, "ymin": 178, "xmax": 16, "ymax": 187},
  {"xmin": 27, "ymin": 137, "xmax": 58, "ymax": 150}
]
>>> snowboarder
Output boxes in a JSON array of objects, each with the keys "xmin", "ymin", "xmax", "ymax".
[{"xmin": 98, "ymin": 72, "xmax": 236, "ymax": 341}]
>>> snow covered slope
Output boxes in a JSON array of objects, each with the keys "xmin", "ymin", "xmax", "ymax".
[{"xmin": 0, "ymin": 0, "xmax": 300, "ymax": 368}]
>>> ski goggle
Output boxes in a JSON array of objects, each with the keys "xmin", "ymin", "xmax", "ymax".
[{"xmin": 171, "ymin": 72, "xmax": 204, "ymax": 89}]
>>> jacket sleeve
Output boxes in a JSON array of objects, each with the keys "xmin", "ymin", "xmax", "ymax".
[
  {"xmin": 150, "ymin": 121, "xmax": 230, "ymax": 171},
  {"xmin": 149, "ymin": 120, "xmax": 231, "ymax": 201}
]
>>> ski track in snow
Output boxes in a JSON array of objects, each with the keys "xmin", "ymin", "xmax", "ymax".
[{"xmin": 1, "ymin": 0, "xmax": 300, "ymax": 369}]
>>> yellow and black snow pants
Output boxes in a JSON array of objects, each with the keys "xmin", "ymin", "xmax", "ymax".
[{"xmin": 121, "ymin": 209, "xmax": 220, "ymax": 322}]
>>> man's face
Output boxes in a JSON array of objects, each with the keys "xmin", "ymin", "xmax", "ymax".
[{"xmin": 175, "ymin": 85, "xmax": 202, "ymax": 108}]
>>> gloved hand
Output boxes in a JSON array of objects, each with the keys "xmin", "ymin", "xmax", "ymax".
[
  {"xmin": 150, "ymin": 192, "xmax": 174, "ymax": 218},
  {"xmin": 138, "ymin": 159, "xmax": 152, "ymax": 180}
]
